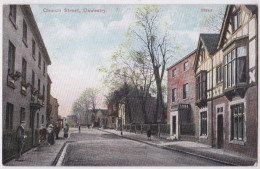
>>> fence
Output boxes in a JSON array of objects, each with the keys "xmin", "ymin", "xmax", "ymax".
[{"xmin": 123, "ymin": 123, "xmax": 170, "ymax": 135}]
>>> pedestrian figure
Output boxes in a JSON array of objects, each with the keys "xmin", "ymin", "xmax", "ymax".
[
  {"xmin": 47, "ymin": 124, "xmax": 55, "ymax": 145},
  {"xmin": 64, "ymin": 123, "xmax": 69, "ymax": 138},
  {"xmin": 15, "ymin": 122, "xmax": 27, "ymax": 160},
  {"xmin": 39, "ymin": 125, "xmax": 47, "ymax": 150},
  {"xmin": 54, "ymin": 123, "xmax": 60, "ymax": 139},
  {"xmin": 78, "ymin": 124, "xmax": 81, "ymax": 133},
  {"xmin": 147, "ymin": 126, "xmax": 152, "ymax": 141}
]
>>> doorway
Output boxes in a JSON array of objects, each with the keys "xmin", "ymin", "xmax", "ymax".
[
  {"xmin": 172, "ymin": 116, "xmax": 176, "ymax": 135},
  {"xmin": 217, "ymin": 114, "xmax": 224, "ymax": 148}
]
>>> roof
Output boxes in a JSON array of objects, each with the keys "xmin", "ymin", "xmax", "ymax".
[
  {"xmin": 200, "ymin": 34, "xmax": 219, "ymax": 54},
  {"xmin": 218, "ymin": 5, "xmax": 258, "ymax": 49},
  {"xmin": 166, "ymin": 49, "xmax": 196, "ymax": 71},
  {"xmin": 245, "ymin": 5, "xmax": 258, "ymax": 14},
  {"xmin": 20, "ymin": 5, "xmax": 51, "ymax": 65}
]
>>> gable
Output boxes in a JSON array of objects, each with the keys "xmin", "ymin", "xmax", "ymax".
[{"xmin": 218, "ymin": 5, "xmax": 257, "ymax": 49}]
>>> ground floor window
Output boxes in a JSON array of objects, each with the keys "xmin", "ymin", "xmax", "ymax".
[
  {"xmin": 231, "ymin": 104, "xmax": 244, "ymax": 141},
  {"xmin": 6, "ymin": 103, "xmax": 14, "ymax": 129},
  {"xmin": 20, "ymin": 107, "xmax": 25, "ymax": 123},
  {"xmin": 200, "ymin": 111, "xmax": 207, "ymax": 136}
]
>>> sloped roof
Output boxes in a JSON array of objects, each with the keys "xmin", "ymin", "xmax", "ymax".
[
  {"xmin": 245, "ymin": 5, "xmax": 258, "ymax": 14},
  {"xmin": 200, "ymin": 34, "xmax": 220, "ymax": 54}
]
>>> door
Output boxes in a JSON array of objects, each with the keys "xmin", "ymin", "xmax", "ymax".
[
  {"xmin": 217, "ymin": 115, "xmax": 224, "ymax": 148},
  {"xmin": 172, "ymin": 116, "xmax": 176, "ymax": 135},
  {"xmin": 30, "ymin": 109, "xmax": 35, "ymax": 146}
]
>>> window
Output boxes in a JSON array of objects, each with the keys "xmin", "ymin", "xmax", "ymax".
[
  {"xmin": 32, "ymin": 70, "xmax": 35, "ymax": 88},
  {"xmin": 41, "ymin": 115, "xmax": 44, "ymax": 124},
  {"xmin": 23, "ymin": 20, "xmax": 27, "ymax": 41},
  {"xmin": 32, "ymin": 39, "xmax": 36, "ymax": 58},
  {"xmin": 216, "ymin": 64, "xmax": 223, "ymax": 84},
  {"xmin": 43, "ymin": 85, "xmax": 45, "ymax": 97},
  {"xmin": 183, "ymin": 83, "xmax": 189, "ymax": 99},
  {"xmin": 43, "ymin": 61, "xmax": 46, "ymax": 75},
  {"xmin": 9, "ymin": 5, "xmax": 16, "ymax": 22},
  {"xmin": 20, "ymin": 107, "xmax": 25, "ymax": 123},
  {"xmin": 200, "ymin": 111, "xmax": 207, "ymax": 136},
  {"xmin": 38, "ymin": 52, "xmax": 41, "ymax": 69},
  {"xmin": 172, "ymin": 88, "xmax": 176, "ymax": 102},
  {"xmin": 8, "ymin": 41, "xmax": 15, "ymax": 75},
  {"xmin": 37, "ymin": 113, "xmax": 39, "ymax": 128},
  {"xmin": 233, "ymin": 11, "xmax": 241, "ymax": 31},
  {"xmin": 231, "ymin": 104, "xmax": 244, "ymax": 141},
  {"xmin": 184, "ymin": 61, "xmax": 189, "ymax": 71},
  {"xmin": 224, "ymin": 46, "xmax": 247, "ymax": 89},
  {"xmin": 22, "ymin": 58, "xmax": 27, "ymax": 83},
  {"xmin": 217, "ymin": 107, "xmax": 223, "ymax": 113},
  {"xmin": 196, "ymin": 71, "xmax": 207, "ymax": 101},
  {"xmin": 38, "ymin": 79, "xmax": 40, "ymax": 94},
  {"xmin": 6, "ymin": 103, "xmax": 13, "ymax": 129},
  {"xmin": 172, "ymin": 68, "xmax": 177, "ymax": 77}
]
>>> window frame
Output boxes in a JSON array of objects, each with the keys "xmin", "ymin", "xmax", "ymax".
[
  {"xmin": 20, "ymin": 107, "xmax": 26, "ymax": 123},
  {"xmin": 183, "ymin": 61, "xmax": 189, "ymax": 72},
  {"xmin": 233, "ymin": 10, "xmax": 242, "ymax": 32},
  {"xmin": 8, "ymin": 41, "xmax": 16, "ymax": 75},
  {"xmin": 32, "ymin": 39, "xmax": 36, "ymax": 59},
  {"xmin": 196, "ymin": 71, "xmax": 207, "ymax": 102},
  {"xmin": 230, "ymin": 103, "xmax": 244, "ymax": 141},
  {"xmin": 9, "ymin": 5, "xmax": 16, "ymax": 23},
  {"xmin": 200, "ymin": 111, "xmax": 207, "ymax": 137},
  {"xmin": 223, "ymin": 45, "xmax": 247, "ymax": 90},
  {"xmin": 183, "ymin": 83, "xmax": 189, "ymax": 100},
  {"xmin": 216, "ymin": 64, "xmax": 223, "ymax": 84},
  {"xmin": 38, "ymin": 52, "xmax": 41, "ymax": 69},
  {"xmin": 22, "ymin": 19, "xmax": 28, "ymax": 47},
  {"xmin": 21, "ymin": 58, "xmax": 27, "ymax": 83},
  {"xmin": 32, "ymin": 70, "xmax": 35, "ymax": 88},
  {"xmin": 172, "ymin": 88, "xmax": 176, "ymax": 102},
  {"xmin": 172, "ymin": 68, "xmax": 177, "ymax": 77},
  {"xmin": 38, "ymin": 79, "xmax": 41, "ymax": 94},
  {"xmin": 6, "ymin": 103, "xmax": 14, "ymax": 129}
]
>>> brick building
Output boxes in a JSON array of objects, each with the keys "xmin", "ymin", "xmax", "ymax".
[
  {"xmin": 107, "ymin": 103, "xmax": 119, "ymax": 129},
  {"xmin": 167, "ymin": 50, "xmax": 196, "ymax": 140},
  {"xmin": 194, "ymin": 5, "xmax": 257, "ymax": 158},
  {"xmin": 49, "ymin": 95, "xmax": 59, "ymax": 125},
  {"xmin": 3, "ymin": 5, "xmax": 51, "ymax": 136}
]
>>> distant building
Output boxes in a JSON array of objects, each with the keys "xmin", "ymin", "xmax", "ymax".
[
  {"xmin": 66, "ymin": 114, "xmax": 77, "ymax": 127},
  {"xmin": 49, "ymin": 95, "xmax": 59, "ymax": 125},
  {"xmin": 46, "ymin": 74, "xmax": 52, "ymax": 124}
]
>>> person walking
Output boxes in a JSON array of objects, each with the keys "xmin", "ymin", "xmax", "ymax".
[
  {"xmin": 78, "ymin": 124, "xmax": 81, "ymax": 133},
  {"xmin": 47, "ymin": 124, "xmax": 55, "ymax": 145},
  {"xmin": 38, "ymin": 125, "xmax": 47, "ymax": 150},
  {"xmin": 64, "ymin": 123, "xmax": 69, "ymax": 138},
  {"xmin": 15, "ymin": 122, "xmax": 27, "ymax": 160},
  {"xmin": 54, "ymin": 123, "xmax": 60, "ymax": 139}
]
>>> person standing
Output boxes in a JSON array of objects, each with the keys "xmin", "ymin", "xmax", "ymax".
[
  {"xmin": 78, "ymin": 124, "xmax": 81, "ymax": 133},
  {"xmin": 47, "ymin": 124, "xmax": 55, "ymax": 145},
  {"xmin": 54, "ymin": 123, "xmax": 60, "ymax": 139},
  {"xmin": 64, "ymin": 123, "xmax": 69, "ymax": 138},
  {"xmin": 15, "ymin": 122, "xmax": 27, "ymax": 160}
]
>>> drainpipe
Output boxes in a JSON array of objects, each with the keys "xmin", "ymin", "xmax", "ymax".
[{"xmin": 210, "ymin": 56, "xmax": 214, "ymax": 148}]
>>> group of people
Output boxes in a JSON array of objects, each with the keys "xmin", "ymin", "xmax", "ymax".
[{"xmin": 15, "ymin": 122, "xmax": 69, "ymax": 160}]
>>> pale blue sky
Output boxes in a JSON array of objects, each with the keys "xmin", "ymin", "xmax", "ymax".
[{"xmin": 31, "ymin": 4, "xmax": 225, "ymax": 117}]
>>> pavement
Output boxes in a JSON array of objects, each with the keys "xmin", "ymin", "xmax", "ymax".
[
  {"xmin": 101, "ymin": 129, "xmax": 257, "ymax": 166},
  {"xmin": 4, "ymin": 129, "xmax": 69, "ymax": 166}
]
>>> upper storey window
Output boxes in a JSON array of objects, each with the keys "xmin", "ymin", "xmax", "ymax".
[{"xmin": 233, "ymin": 11, "xmax": 241, "ymax": 32}]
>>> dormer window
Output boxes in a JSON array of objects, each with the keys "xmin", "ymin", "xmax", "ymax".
[{"xmin": 233, "ymin": 11, "xmax": 241, "ymax": 31}]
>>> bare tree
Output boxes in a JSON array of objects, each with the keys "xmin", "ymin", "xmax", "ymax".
[{"xmin": 129, "ymin": 5, "xmax": 178, "ymax": 123}]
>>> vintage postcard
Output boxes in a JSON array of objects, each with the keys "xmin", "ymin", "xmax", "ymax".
[{"xmin": 1, "ymin": 0, "xmax": 259, "ymax": 167}]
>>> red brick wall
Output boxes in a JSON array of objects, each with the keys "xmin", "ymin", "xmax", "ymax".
[{"xmin": 167, "ymin": 51, "xmax": 196, "ymax": 124}]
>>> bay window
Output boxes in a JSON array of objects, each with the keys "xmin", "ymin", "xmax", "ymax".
[
  {"xmin": 224, "ymin": 46, "xmax": 247, "ymax": 89},
  {"xmin": 196, "ymin": 71, "xmax": 207, "ymax": 102}
]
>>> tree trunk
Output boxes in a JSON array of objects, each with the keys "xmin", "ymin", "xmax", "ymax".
[{"xmin": 153, "ymin": 67, "xmax": 165, "ymax": 123}]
